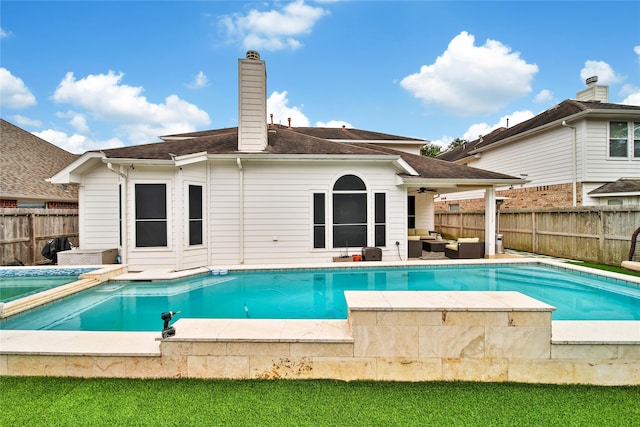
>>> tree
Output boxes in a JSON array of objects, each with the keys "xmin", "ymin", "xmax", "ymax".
[
  {"xmin": 420, "ymin": 142, "xmax": 443, "ymax": 158},
  {"xmin": 446, "ymin": 138, "xmax": 468, "ymax": 151}
]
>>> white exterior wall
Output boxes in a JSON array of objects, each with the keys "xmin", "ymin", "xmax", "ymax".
[
  {"xmin": 79, "ymin": 166, "xmax": 121, "ymax": 250},
  {"xmin": 78, "ymin": 159, "xmax": 409, "ymax": 271},
  {"xmin": 211, "ymin": 159, "xmax": 407, "ymax": 265},
  {"xmin": 125, "ymin": 165, "xmax": 179, "ymax": 271}
]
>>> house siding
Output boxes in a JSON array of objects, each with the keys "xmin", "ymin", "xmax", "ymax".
[
  {"xmin": 211, "ymin": 160, "xmax": 406, "ymax": 265},
  {"xmin": 79, "ymin": 167, "xmax": 120, "ymax": 250}
]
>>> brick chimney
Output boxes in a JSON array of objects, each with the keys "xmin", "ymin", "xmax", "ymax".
[
  {"xmin": 576, "ymin": 76, "xmax": 608, "ymax": 103},
  {"xmin": 238, "ymin": 50, "xmax": 267, "ymax": 151}
]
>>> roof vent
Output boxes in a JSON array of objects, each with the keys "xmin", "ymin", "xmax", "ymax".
[{"xmin": 246, "ymin": 50, "xmax": 260, "ymax": 60}]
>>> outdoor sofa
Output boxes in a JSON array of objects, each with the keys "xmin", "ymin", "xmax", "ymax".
[{"xmin": 444, "ymin": 237, "xmax": 485, "ymax": 259}]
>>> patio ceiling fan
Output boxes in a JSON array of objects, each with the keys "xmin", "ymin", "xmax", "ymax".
[{"xmin": 409, "ymin": 187, "xmax": 437, "ymax": 194}]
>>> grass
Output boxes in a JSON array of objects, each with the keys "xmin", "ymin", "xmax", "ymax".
[
  {"xmin": 567, "ymin": 261, "xmax": 640, "ymax": 277},
  {"xmin": 1, "ymin": 377, "xmax": 639, "ymax": 426}
]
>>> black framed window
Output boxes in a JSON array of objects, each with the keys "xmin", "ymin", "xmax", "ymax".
[
  {"xmin": 374, "ymin": 193, "xmax": 386, "ymax": 247},
  {"xmin": 135, "ymin": 183, "xmax": 167, "ymax": 247},
  {"xmin": 333, "ymin": 175, "xmax": 367, "ymax": 248},
  {"xmin": 408, "ymin": 195, "xmax": 416, "ymax": 229},
  {"xmin": 189, "ymin": 185, "xmax": 203, "ymax": 246},
  {"xmin": 313, "ymin": 193, "xmax": 326, "ymax": 248}
]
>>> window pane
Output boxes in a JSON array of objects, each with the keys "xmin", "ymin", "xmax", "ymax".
[
  {"xmin": 313, "ymin": 193, "xmax": 325, "ymax": 224},
  {"xmin": 136, "ymin": 221, "xmax": 167, "ymax": 247},
  {"xmin": 189, "ymin": 220, "xmax": 203, "ymax": 245},
  {"xmin": 333, "ymin": 225, "xmax": 367, "ymax": 248},
  {"xmin": 136, "ymin": 184, "xmax": 166, "ymax": 219},
  {"xmin": 333, "ymin": 194, "xmax": 367, "ymax": 223},
  {"xmin": 609, "ymin": 140, "xmax": 628, "ymax": 157},
  {"xmin": 189, "ymin": 185, "xmax": 202, "ymax": 219},
  {"xmin": 634, "ymin": 122, "xmax": 640, "ymax": 158},
  {"xmin": 610, "ymin": 121, "xmax": 628, "ymax": 138},
  {"xmin": 408, "ymin": 195, "xmax": 416, "ymax": 228},
  {"xmin": 333, "ymin": 175, "xmax": 366, "ymax": 191},
  {"xmin": 375, "ymin": 193, "xmax": 385, "ymax": 223},
  {"xmin": 375, "ymin": 225, "xmax": 385, "ymax": 247},
  {"xmin": 314, "ymin": 226, "xmax": 325, "ymax": 249}
]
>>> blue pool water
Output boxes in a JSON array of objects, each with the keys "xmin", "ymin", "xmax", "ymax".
[
  {"xmin": 0, "ymin": 268, "xmax": 97, "ymax": 303},
  {"xmin": 1, "ymin": 263, "xmax": 639, "ymax": 331}
]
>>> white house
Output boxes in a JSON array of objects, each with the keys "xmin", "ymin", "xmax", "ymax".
[
  {"xmin": 50, "ymin": 51, "xmax": 523, "ymax": 271},
  {"xmin": 437, "ymin": 77, "xmax": 640, "ymax": 210}
]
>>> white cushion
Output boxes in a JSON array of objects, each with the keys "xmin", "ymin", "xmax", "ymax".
[
  {"xmin": 408, "ymin": 236, "xmax": 421, "ymax": 241},
  {"xmin": 458, "ymin": 237, "xmax": 479, "ymax": 243},
  {"xmin": 408, "ymin": 229, "xmax": 416, "ymax": 236},
  {"xmin": 445, "ymin": 243, "xmax": 458, "ymax": 251}
]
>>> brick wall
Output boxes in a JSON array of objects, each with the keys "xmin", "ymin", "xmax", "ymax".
[
  {"xmin": 435, "ymin": 183, "xmax": 583, "ymax": 212},
  {"xmin": 0, "ymin": 199, "xmax": 18, "ymax": 208}
]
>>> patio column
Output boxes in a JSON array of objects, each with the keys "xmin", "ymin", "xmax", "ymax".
[
  {"xmin": 484, "ymin": 187, "xmax": 496, "ymax": 256},
  {"xmin": 414, "ymin": 193, "xmax": 435, "ymax": 231}
]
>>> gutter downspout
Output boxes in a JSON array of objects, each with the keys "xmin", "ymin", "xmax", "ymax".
[
  {"xmin": 236, "ymin": 158, "xmax": 244, "ymax": 264},
  {"xmin": 107, "ymin": 163, "xmax": 128, "ymax": 264},
  {"xmin": 562, "ymin": 120, "xmax": 577, "ymax": 207}
]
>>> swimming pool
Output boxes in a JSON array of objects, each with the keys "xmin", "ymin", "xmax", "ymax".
[
  {"xmin": 1, "ymin": 262, "xmax": 638, "ymax": 331},
  {"xmin": 0, "ymin": 267, "xmax": 98, "ymax": 303}
]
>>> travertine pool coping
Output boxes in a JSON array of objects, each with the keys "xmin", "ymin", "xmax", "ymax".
[{"xmin": 1, "ymin": 258, "xmax": 639, "ymax": 384}]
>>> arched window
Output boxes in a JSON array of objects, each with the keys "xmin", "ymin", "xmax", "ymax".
[{"xmin": 332, "ymin": 174, "xmax": 367, "ymax": 248}]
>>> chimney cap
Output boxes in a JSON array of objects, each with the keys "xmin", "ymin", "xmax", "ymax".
[{"xmin": 246, "ymin": 50, "xmax": 260, "ymax": 60}]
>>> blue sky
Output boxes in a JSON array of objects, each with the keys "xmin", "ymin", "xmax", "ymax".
[{"xmin": 1, "ymin": 1, "xmax": 639, "ymax": 154}]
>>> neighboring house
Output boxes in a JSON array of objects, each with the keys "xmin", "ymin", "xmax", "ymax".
[
  {"xmin": 436, "ymin": 78, "xmax": 640, "ymax": 211},
  {"xmin": 0, "ymin": 119, "xmax": 79, "ymax": 209},
  {"xmin": 50, "ymin": 51, "xmax": 523, "ymax": 271}
]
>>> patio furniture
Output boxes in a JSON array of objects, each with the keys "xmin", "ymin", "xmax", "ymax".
[
  {"xmin": 445, "ymin": 238, "xmax": 485, "ymax": 259},
  {"xmin": 423, "ymin": 240, "xmax": 448, "ymax": 252},
  {"xmin": 408, "ymin": 236, "xmax": 422, "ymax": 258}
]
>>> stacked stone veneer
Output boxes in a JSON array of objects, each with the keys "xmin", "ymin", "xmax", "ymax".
[{"xmin": 3, "ymin": 290, "xmax": 637, "ymax": 385}]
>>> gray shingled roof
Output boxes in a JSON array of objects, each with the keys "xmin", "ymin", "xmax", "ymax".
[
  {"xmin": 98, "ymin": 125, "xmax": 517, "ymax": 182},
  {"xmin": 437, "ymin": 100, "xmax": 640, "ymax": 162},
  {"xmin": 0, "ymin": 119, "xmax": 79, "ymax": 202},
  {"xmin": 588, "ymin": 179, "xmax": 640, "ymax": 195},
  {"xmin": 161, "ymin": 125, "xmax": 426, "ymax": 142}
]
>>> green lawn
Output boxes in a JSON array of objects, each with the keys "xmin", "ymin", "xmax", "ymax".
[{"xmin": 1, "ymin": 377, "xmax": 638, "ymax": 426}]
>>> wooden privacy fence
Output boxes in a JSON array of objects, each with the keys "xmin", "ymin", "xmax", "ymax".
[
  {"xmin": 0, "ymin": 209, "xmax": 79, "ymax": 266},
  {"xmin": 435, "ymin": 206, "xmax": 640, "ymax": 265}
]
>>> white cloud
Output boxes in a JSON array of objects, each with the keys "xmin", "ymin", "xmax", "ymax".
[
  {"xmin": 220, "ymin": 0, "xmax": 328, "ymax": 51},
  {"xmin": 315, "ymin": 120, "xmax": 354, "ymax": 128},
  {"xmin": 400, "ymin": 31, "xmax": 538, "ymax": 116},
  {"xmin": 533, "ymin": 89, "xmax": 554, "ymax": 104},
  {"xmin": 0, "ymin": 67, "xmax": 36, "ymax": 109},
  {"xmin": 580, "ymin": 60, "xmax": 621, "ymax": 85},
  {"xmin": 187, "ymin": 71, "xmax": 208, "ymax": 89},
  {"xmin": 51, "ymin": 70, "xmax": 210, "ymax": 144},
  {"xmin": 620, "ymin": 84, "xmax": 640, "ymax": 106},
  {"xmin": 462, "ymin": 110, "xmax": 534, "ymax": 141},
  {"xmin": 267, "ymin": 90, "xmax": 310, "ymax": 127},
  {"xmin": 0, "ymin": 27, "xmax": 10, "ymax": 38},
  {"xmin": 10, "ymin": 115, "xmax": 41, "ymax": 128},
  {"xmin": 34, "ymin": 128, "xmax": 124, "ymax": 154},
  {"xmin": 635, "ymin": 46, "xmax": 640, "ymax": 57}
]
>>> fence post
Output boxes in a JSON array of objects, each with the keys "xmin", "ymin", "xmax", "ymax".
[
  {"xmin": 531, "ymin": 211, "xmax": 537, "ymax": 253},
  {"xmin": 29, "ymin": 213, "xmax": 36, "ymax": 265},
  {"xmin": 598, "ymin": 209, "xmax": 605, "ymax": 264}
]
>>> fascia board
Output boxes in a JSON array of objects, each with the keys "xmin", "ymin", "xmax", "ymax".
[{"xmin": 48, "ymin": 152, "xmax": 104, "ymax": 184}]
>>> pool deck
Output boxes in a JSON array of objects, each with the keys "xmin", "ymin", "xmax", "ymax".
[{"xmin": 1, "ymin": 258, "xmax": 639, "ymax": 384}]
